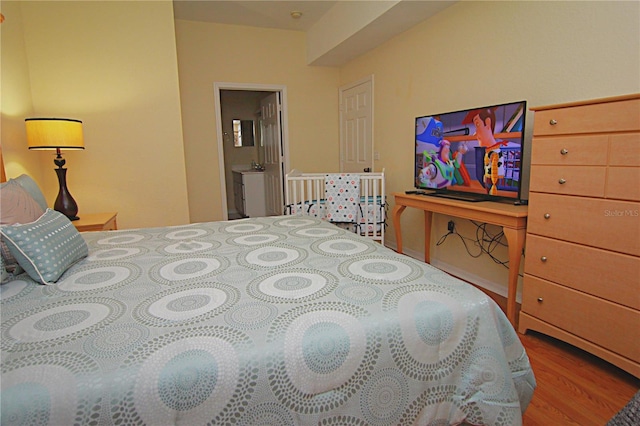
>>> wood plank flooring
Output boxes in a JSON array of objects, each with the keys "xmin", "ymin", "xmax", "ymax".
[
  {"xmin": 482, "ymin": 288, "xmax": 639, "ymax": 425},
  {"xmin": 520, "ymin": 331, "xmax": 638, "ymax": 425}
]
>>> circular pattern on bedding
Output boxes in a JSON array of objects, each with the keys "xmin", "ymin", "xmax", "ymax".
[
  {"xmin": 45, "ymin": 263, "xmax": 142, "ymax": 294},
  {"xmin": 338, "ymin": 256, "xmax": 423, "ymax": 284},
  {"xmin": 319, "ymin": 416, "xmax": 369, "ymax": 426},
  {"xmin": 301, "ymin": 321, "xmax": 352, "ymax": 374},
  {"xmin": 83, "ymin": 322, "xmax": 150, "ymax": 358},
  {"xmin": 0, "ymin": 382, "xmax": 51, "ymax": 426},
  {"xmin": 216, "ymin": 266, "xmax": 258, "ymax": 285},
  {"xmin": 303, "ymin": 256, "xmax": 340, "ymax": 272},
  {"xmin": 87, "ymin": 247, "xmax": 144, "ymax": 261},
  {"xmin": 150, "ymin": 255, "xmax": 228, "ymax": 285},
  {"xmin": 95, "ymin": 233, "xmax": 147, "ymax": 246},
  {"xmin": 291, "ymin": 226, "xmax": 342, "ymax": 238},
  {"xmin": 114, "ymin": 282, "xmax": 161, "ymax": 300},
  {"xmin": 228, "ymin": 233, "xmax": 283, "ymax": 247},
  {"xmin": 163, "ymin": 227, "xmax": 209, "ymax": 240},
  {"xmin": 237, "ymin": 244, "xmax": 305, "ymax": 269},
  {"xmin": 397, "ymin": 384, "xmax": 466, "ymax": 426},
  {"xmin": 272, "ymin": 217, "xmax": 319, "ymax": 228},
  {"xmin": 221, "ymin": 222, "xmax": 267, "ymax": 234},
  {"xmin": 134, "ymin": 282, "xmax": 239, "ymax": 327},
  {"xmin": 160, "ymin": 240, "xmax": 217, "ymax": 255},
  {"xmin": 1, "ymin": 351, "xmax": 101, "ymax": 426},
  {"xmin": 460, "ymin": 346, "xmax": 514, "ymax": 402},
  {"xmin": 158, "ymin": 349, "xmax": 219, "ymax": 411},
  {"xmin": 224, "ymin": 301, "xmax": 278, "ymax": 330},
  {"xmin": 1, "ymin": 298, "xmax": 125, "ymax": 351},
  {"xmin": 360, "ymin": 368, "xmax": 410, "ymax": 426},
  {"xmin": 114, "ymin": 326, "xmax": 256, "ymax": 426},
  {"xmin": 0, "ymin": 278, "xmax": 35, "ymax": 302},
  {"xmin": 382, "ymin": 285, "xmax": 478, "ymax": 382},
  {"xmin": 310, "ymin": 237, "xmax": 375, "ymax": 257},
  {"xmin": 413, "ymin": 300, "xmax": 455, "ymax": 346},
  {"xmin": 246, "ymin": 269, "xmax": 337, "ymax": 303},
  {"xmin": 265, "ymin": 302, "xmax": 381, "ymax": 414},
  {"xmin": 238, "ymin": 402, "xmax": 295, "ymax": 426},
  {"xmin": 495, "ymin": 310, "xmax": 518, "ymax": 348},
  {"xmin": 335, "ymin": 283, "xmax": 384, "ymax": 305}
]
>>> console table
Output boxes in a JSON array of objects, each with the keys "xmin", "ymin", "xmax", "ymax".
[{"xmin": 392, "ymin": 193, "xmax": 528, "ymax": 325}]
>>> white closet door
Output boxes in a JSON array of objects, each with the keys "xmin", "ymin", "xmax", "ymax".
[
  {"xmin": 340, "ymin": 76, "xmax": 374, "ymax": 173},
  {"xmin": 261, "ymin": 92, "xmax": 284, "ymax": 215}
]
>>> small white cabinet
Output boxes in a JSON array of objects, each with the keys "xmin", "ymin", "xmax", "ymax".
[{"xmin": 232, "ymin": 171, "xmax": 266, "ymax": 217}]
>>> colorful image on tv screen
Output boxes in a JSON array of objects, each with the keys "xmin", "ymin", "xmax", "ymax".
[{"xmin": 415, "ymin": 101, "xmax": 526, "ymax": 199}]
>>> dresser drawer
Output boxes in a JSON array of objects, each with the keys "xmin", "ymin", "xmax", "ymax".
[
  {"xmin": 609, "ymin": 133, "xmax": 640, "ymax": 166},
  {"xmin": 527, "ymin": 192, "xmax": 640, "ymax": 255},
  {"xmin": 530, "ymin": 135, "xmax": 607, "ymax": 165},
  {"xmin": 529, "ymin": 165, "xmax": 606, "ymax": 197},
  {"xmin": 533, "ymin": 98, "xmax": 640, "ymax": 136},
  {"xmin": 522, "ymin": 275, "xmax": 640, "ymax": 362},
  {"xmin": 606, "ymin": 167, "xmax": 640, "ymax": 201},
  {"xmin": 524, "ymin": 234, "xmax": 640, "ymax": 309}
]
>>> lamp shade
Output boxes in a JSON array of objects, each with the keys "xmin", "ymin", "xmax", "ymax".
[{"xmin": 25, "ymin": 118, "xmax": 84, "ymax": 150}]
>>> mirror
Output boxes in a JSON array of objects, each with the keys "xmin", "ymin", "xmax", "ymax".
[{"xmin": 233, "ymin": 119, "xmax": 255, "ymax": 147}]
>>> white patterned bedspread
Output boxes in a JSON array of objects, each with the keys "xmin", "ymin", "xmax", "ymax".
[{"xmin": 0, "ymin": 216, "xmax": 535, "ymax": 426}]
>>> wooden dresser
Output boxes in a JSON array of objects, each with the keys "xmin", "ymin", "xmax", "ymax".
[{"xmin": 519, "ymin": 94, "xmax": 640, "ymax": 378}]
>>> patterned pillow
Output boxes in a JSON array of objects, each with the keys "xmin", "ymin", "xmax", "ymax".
[
  {"xmin": 0, "ymin": 179, "xmax": 45, "ymax": 274},
  {"xmin": 0, "ymin": 209, "xmax": 88, "ymax": 284}
]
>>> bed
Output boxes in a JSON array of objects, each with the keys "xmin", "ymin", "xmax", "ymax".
[{"xmin": 1, "ymin": 173, "xmax": 535, "ymax": 426}]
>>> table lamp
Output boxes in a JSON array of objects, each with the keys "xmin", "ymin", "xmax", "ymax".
[{"xmin": 25, "ymin": 118, "xmax": 84, "ymax": 221}]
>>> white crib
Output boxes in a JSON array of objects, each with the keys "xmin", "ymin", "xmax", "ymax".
[{"xmin": 284, "ymin": 169, "xmax": 386, "ymax": 244}]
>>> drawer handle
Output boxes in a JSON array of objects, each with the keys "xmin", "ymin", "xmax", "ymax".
[
  {"xmin": 550, "ymin": 119, "xmax": 558, "ymax": 125},
  {"xmin": 537, "ymin": 297, "xmax": 544, "ymax": 303},
  {"xmin": 558, "ymin": 178, "xmax": 566, "ymax": 184},
  {"xmin": 544, "ymin": 213, "xmax": 551, "ymax": 219},
  {"xmin": 541, "ymin": 256, "xmax": 547, "ymax": 262},
  {"xmin": 560, "ymin": 148, "xmax": 569, "ymax": 155}
]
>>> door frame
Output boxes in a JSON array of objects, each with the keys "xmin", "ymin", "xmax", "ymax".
[{"xmin": 213, "ymin": 82, "xmax": 290, "ymax": 220}]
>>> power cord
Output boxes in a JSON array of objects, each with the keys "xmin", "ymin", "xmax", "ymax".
[{"xmin": 436, "ymin": 220, "xmax": 520, "ymax": 272}]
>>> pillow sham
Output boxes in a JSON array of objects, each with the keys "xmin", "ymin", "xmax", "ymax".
[
  {"xmin": 0, "ymin": 209, "xmax": 88, "ymax": 285},
  {"xmin": 1, "ymin": 179, "xmax": 45, "ymax": 274},
  {"xmin": 14, "ymin": 174, "xmax": 48, "ymax": 211}
]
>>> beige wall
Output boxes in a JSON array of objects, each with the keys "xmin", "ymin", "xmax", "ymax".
[
  {"xmin": 2, "ymin": 1, "xmax": 189, "ymax": 229},
  {"xmin": 0, "ymin": 1, "xmax": 40, "ymax": 179},
  {"xmin": 339, "ymin": 0, "xmax": 640, "ymax": 296},
  {"xmin": 174, "ymin": 20, "xmax": 341, "ymax": 223}
]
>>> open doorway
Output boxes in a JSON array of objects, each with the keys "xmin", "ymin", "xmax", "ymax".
[{"xmin": 213, "ymin": 83, "xmax": 289, "ymax": 221}]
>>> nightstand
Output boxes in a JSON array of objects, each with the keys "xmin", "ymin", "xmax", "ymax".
[{"xmin": 73, "ymin": 212, "xmax": 118, "ymax": 232}]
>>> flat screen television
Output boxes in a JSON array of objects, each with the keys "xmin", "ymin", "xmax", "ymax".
[{"xmin": 415, "ymin": 100, "xmax": 527, "ymax": 202}]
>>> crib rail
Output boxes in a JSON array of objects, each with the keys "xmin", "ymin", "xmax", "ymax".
[{"xmin": 285, "ymin": 169, "xmax": 385, "ymax": 244}]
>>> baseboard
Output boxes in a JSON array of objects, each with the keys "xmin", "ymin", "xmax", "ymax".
[{"xmin": 385, "ymin": 241, "xmax": 522, "ymax": 303}]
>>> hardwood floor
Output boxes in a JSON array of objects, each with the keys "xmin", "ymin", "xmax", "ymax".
[
  {"xmin": 481, "ymin": 288, "xmax": 639, "ymax": 425},
  {"xmin": 519, "ymin": 331, "xmax": 638, "ymax": 425}
]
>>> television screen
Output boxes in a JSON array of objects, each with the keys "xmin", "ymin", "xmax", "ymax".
[{"xmin": 415, "ymin": 100, "xmax": 526, "ymax": 201}]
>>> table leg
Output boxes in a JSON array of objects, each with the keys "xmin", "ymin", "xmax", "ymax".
[
  {"xmin": 392, "ymin": 204, "xmax": 407, "ymax": 254},
  {"xmin": 502, "ymin": 226, "xmax": 526, "ymax": 326},
  {"xmin": 424, "ymin": 210, "xmax": 433, "ymax": 263}
]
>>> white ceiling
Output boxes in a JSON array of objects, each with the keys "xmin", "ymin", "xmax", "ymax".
[
  {"xmin": 173, "ymin": 1, "xmax": 340, "ymax": 32},
  {"xmin": 172, "ymin": 1, "xmax": 457, "ymax": 66}
]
